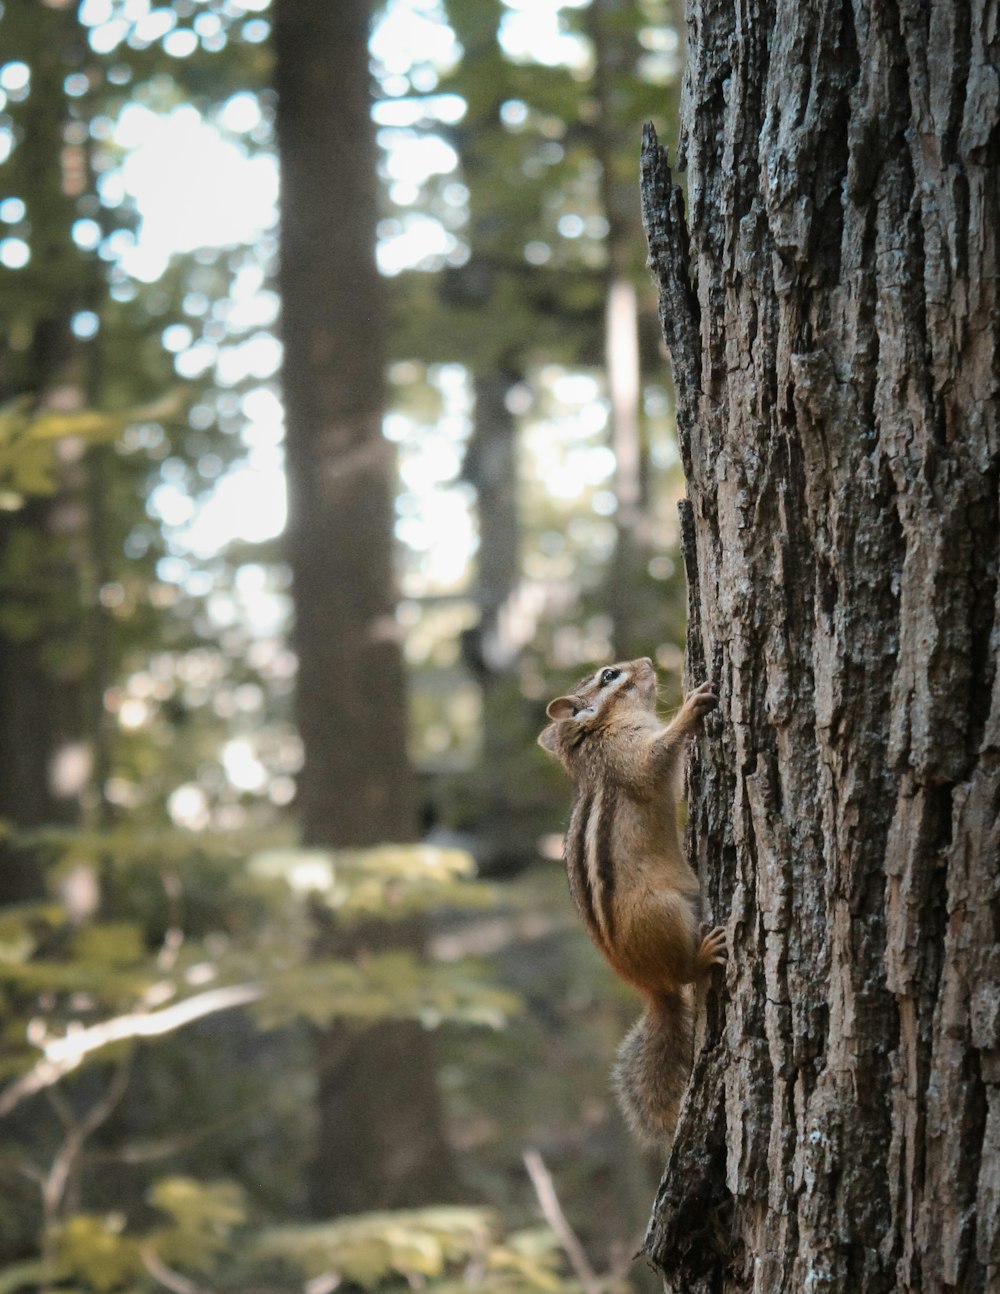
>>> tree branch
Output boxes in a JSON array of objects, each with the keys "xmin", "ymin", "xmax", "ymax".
[
  {"xmin": 140, "ymin": 1245, "xmax": 215, "ymax": 1294},
  {"xmin": 0, "ymin": 984, "xmax": 262, "ymax": 1117},
  {"xmin": 523, "ymin": 1148, "xmax": 602, "ymax": 1294},
  {"xmin": 41, "ymin": 1049, "xmax": 133, "ymax": 1222}
]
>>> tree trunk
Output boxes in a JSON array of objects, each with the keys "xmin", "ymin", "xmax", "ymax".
[
  {"xmin": 0, "ymin": 4, "xmax": 90, "ymax": 899},
  {"xmin": 589, "ymin": 0, "xmax": 656, "ymax": 662},
  {"xmin": 274, "ymin": 0, "xmax": 414, "ymax": 849},
  {"xmin": 640, "ymin": 0, "xmax": 999, "ymax": 1289},
  {"xmin": 459, "ymin": 371, "xmax": 534, "ymax": 874},
  {"xmin": 273, "ymin": 0, "xmax": 455, "ymax": 1213}
]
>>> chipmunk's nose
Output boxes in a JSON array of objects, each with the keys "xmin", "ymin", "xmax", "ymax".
[{"xmin": 638, "ymin": 656, "xmax": 653, "ymax": 670}]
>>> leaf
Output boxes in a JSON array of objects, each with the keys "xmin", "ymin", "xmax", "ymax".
[
  {"xmin": 487, "ymin": 1227, "xmax": 568, "ymax": 1290},
  {"xmin": 70, "ymin": 922, "xmax": 146, "ymax": 968},
  {"xmin": 0, "ymin": 957, "xmax": 153, "ymax": 1002},
  {"xmin": 0, "ymin": 1260, "xmax": 53, "ymax": 1294},
  {"xmin": 0, "ymin": 440, "xmax": 57, "ymax": 497},
  {"xmin": 0, "ymin": 903, "xmax": 64, "ymax": 965},
  {"xmin": 0, "ymin": 397, "xmax": 33, "ymax": 443},
  {"xmin": 254, "ymin": 952, "xmax": 521, "ymax": 1032},
  {"xmin": 255, "ymin": 1207, "xmax": 498, "ymax": 1288},
  {"xmin": 255, "ymin": 1210, "xmax": 583, "ymax": 1292},
  {"xmin": 52, "ymin": 1215, "xmax": 142, "ymax": 1293},
  {"xmin": 247, "ymin": 843, "xmax": 493, "ymax": 921},
  {"xmin": 147, "ymin": 1177, "xmax": 247, "ymax": 1272},
  {"xmin": 248, "ymin": 848, "xmax": 335, "ymax": 893},
  {"xmin": 28, "ymin": 411, "xmax": 122, "ymax": 442},
  {"xmin": 149, "ymin": 1176, "xmax": 246, "ymax": 1231},
  {"xmin": 0, "ymin": 389, "xmax": 188, "ymax": 503}
]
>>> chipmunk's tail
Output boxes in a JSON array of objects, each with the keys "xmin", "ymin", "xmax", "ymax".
[{"xmin": 612, "ymin": 989, "xmax": 694, "ymax": 1149}]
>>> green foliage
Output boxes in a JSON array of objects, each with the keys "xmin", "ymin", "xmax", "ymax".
[
  {"xmin": 146, "ymin": 1176, "xmax": 247, "ymax": 1271},
  {"xmin": 0, "ymin": 393, "xmax": 189, "ymax": 507},
  {"xmin": 0, "ymin": 827, "xmax": 648, "ymax": 1292},
  {"xmin": 70, "ymin": 921, "xmax": 147, "ymax": 969},
  {"xmin": 53, "ymin": 1214, "xmax": 142, "ymax": 1293},
  {"xmin": 0, "ymin": 1260, "xmax": 51, "ymax": 1294},
  {"xmin": 0, "ymin": 904, "xmax": 153, "ymax": 1011},
  {"xmin": 0, "ymin": 833, "xmax": 545, "ymax": 1289},
  {"xmin": 256, "ymin": 1207, "xmax": 575, "ymax": 1292},
  {"xmin": 249, "ymin": 843, "xmax": 497, "ymax": 919},
  {"xmin": 0, "ymin": 399, "xmax": 109, "ymax": 503},
  {"xmin": 12, "ymin": 1201, "xmax": 586, "ymax": 1294},
  {"xmin": 257, "ymin": 950, "xmax": 520, "ymax": 1032},
  {"xmin": 44, "ymin": 1179, "xmax": 245, "ymax": 1292},
  {"xmin": 0, "ymin": 902, "xmax": 64, "ymax": 965},
  {"xmin": 0, "ymin": 838, "xmax": 518, "ymax": 1103}
]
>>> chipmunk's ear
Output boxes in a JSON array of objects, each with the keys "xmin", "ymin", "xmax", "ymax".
[
  {"xmin": 545, "ymin": 695, "xmax": 579, "ymax": 721},
  {"xmin": 537, "ymin": 723, "xmax": 560, "ymax": 753},
  {"xmin": 538, "ymin": 694, "xmax": 581, "ymax": 754}
]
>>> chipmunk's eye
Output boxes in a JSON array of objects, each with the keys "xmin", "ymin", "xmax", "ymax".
[{"xmin": 599, "ymin": 668, "xmax": 620, "ymax": 687}]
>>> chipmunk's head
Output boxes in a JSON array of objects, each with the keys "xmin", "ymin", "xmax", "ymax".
[{"xmin": 538, "ymin": 657, "xmax": 657, "ymax": 774}]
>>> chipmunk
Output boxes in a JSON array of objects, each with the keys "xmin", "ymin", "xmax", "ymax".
[{"xmin": 538, "ymin": 656, "xmax": 725, "ymax": 1149}]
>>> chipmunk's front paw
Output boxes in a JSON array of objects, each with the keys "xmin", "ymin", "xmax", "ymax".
[
  {"xmin": 696, "ymin": 923, "xmax": 727, "ymax": 973},
  {"xmin": 681, "ymin": 681, "xmax": 718, "ymax": 728}
]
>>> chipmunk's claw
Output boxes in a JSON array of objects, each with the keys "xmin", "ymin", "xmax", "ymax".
[
  {"xmin": 683, "ymin": 682, "xmax": 719, "ymax": 726},
  {"xmin": 696, "ymin": 923, "xmax": 727, "ymax": 970}
]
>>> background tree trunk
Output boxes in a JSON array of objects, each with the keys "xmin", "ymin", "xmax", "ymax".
[
  {"xmin": 273, "ymin": 0, "xmax": 455, "ymax": 1214},
  {"xmin": 589, "ymin": 0, "xmax": 652, "ymax": 662},
  {"xmin": 0, "ymin": 3, "xmax": 91, "ymax": 900},
  {"xmin": 460, "ymin": 370, "xmax": 531, "ymax": 874},
  {"xmin": 274, "ymin": 0, "xmax": 415, "ymax": 850},
  {"xmin": 640, "ymin": 0, "xmax": 999, "ymax": 1290}
]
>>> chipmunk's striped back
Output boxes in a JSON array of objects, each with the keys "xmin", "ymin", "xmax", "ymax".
[
  {"xmin": 564, "ymin": 782, "xmax": 618, "ymax": 955},
  {"xmin": 539, "ymin": 658, "xmax": 658, "ymax": 965}
]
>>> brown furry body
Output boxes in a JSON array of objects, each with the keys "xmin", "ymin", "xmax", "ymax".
[{"xmin": 539, "ymin": 657, "xmax": 725, "ymax": 1148}]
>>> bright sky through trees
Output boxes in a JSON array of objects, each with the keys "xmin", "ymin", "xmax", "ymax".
[
  {"xmin": 85, "ymin": 2, "xmax": 467, "ymax": 565},
  {"xmin": 63, "ymin": 0, "xmax": 617, "ymax": 575},
  {"xmin": 5, "ymin": 0, "xmax": 674, "ymax": 701}
]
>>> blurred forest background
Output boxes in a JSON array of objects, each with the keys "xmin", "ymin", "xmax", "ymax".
[{"xmin": 0, "ymin": 0, "xmax": 692, "ymax": 1289}]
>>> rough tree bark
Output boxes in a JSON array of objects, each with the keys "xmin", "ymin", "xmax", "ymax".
[
  {"xmin": 273, "ymin": 0, "xmax": 455, "ymax": 1213},
  {"xmin": 640, "ymin": 0, "xmax": 999, "ymax": 1291}
]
